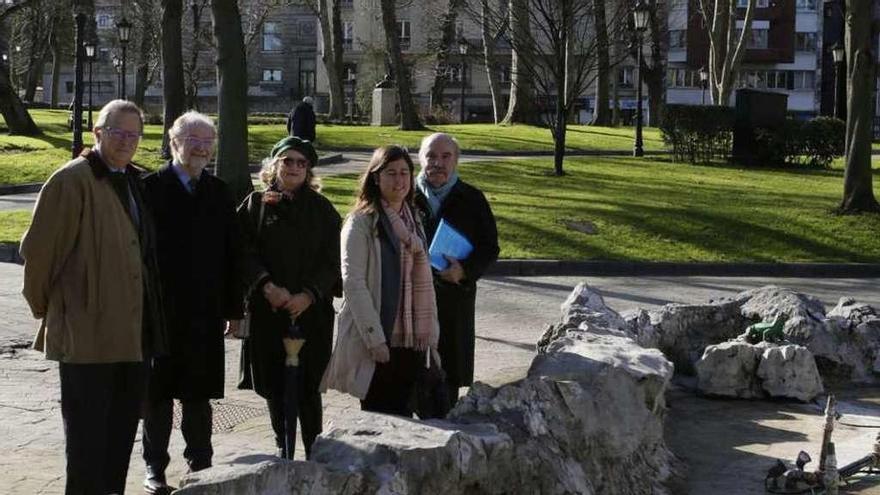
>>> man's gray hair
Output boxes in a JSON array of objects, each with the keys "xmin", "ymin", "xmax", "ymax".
[
  {"xmin": 303, "ymin": 96, "xmax": 314, "ymax": 106},
  {"xmin": 418, "ymin": 132, "xmax": 460, "ymax": 167},
  {"xmin": 94, "ymin": 99, "xmax": 144, "ymax": 130},
  {"xmin": 168, "ymin": 111, "xmax": 216, "ymax": 141}
]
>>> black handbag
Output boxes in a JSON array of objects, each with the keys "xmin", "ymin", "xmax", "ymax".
[{"xmin": 414, "ymin": 349, "xmax": 451, "ymax": 420}]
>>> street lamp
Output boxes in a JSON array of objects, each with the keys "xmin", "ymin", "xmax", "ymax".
[
  {"xmin": 698, "ymin": 66, "xmax": 708, "ymax": 105},
  {"xmin": 632, "ymin": 0, "xmax": 649, "ymax": 158},
  {"xmin": 71, "ymin": 9, "xmax": 87, "ymax": 158},
  {"xmin": 113, "ymin": 56, "xmax": 122, "ymax": 98},
  {"xmin": 458, "ymin": 38, "xmax": 468, "ymax": 124},
  {"xmin": 831, "ymin": 42, "xmax": 846, "ymax": 121},
  {"xmin": 117, "ymin": 16, "xmax": 132, "ymax": 100},
  {"xmin": 84, "ymin": 41, "xmax": 96, "ymax": 129}
]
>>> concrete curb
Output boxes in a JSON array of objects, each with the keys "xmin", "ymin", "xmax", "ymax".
[
  {"xmin": 325, "ymin": 147, "xmax": 669, "ymax": 157},
  {"xmin": 0, "ymin": 154, "xmax": 345, "ymax": 197},
  {"xmin": 2, "ymin": 242, "xmax": 877, "ymax": 277},
  {"xmin": 487, "ymin": 260, "xmax": 880, "ymax": 278}
]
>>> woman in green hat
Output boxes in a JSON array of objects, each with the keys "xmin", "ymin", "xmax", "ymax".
[{"xmin": 236, "ymin": 136, "xmax": 341, "ymax": 459}]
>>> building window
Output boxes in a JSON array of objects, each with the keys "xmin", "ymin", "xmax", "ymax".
[
  {"xmin": 796, "ymin": 0, "xmax": 816, "ymax": 9},
  {"xmin": 397, "ymin": 20, "xmax": 411, "ymax": 50},
  {"xmin": 498, "ymin": 65, "xmax": 511, "ymax": 84},
  {"xmin": 669, "ymin": 0, "xmax": 687, "ymax": 9},
  {"xmin": 795, "ymin": 32, "xmax": 816, "ymax": 51},
  {"xmin": 792, "ymin": 70, "xmax": 815, "ymax": 90},
  {"xmin": 737, "ymin": 0, "xmax": 768, "ymax": 7},
  {"xmin": 339, "ymin": 0, "xmax": 352, "ymax": 7},
  {"xmin": 618, "ymin": 66, "xmax": 634, "ymax": 87},
  {"xmin": 262, "ymin": 22, "xmax": 282, "ymax": 52},
  {"xmin": 344, "ymin": 63, "xmax": 357, "ymax": 82},
  {"xmin": 299, "ymin": 59, "xmax": 316, "ymax": 96},
  {"xmin": 343, "ymin": 22, "xmax": 354, "ymax": 50},
  {"xmin": 668, "ymin": 30, "xmax": 686, "ymax": 49},
  {"xmin": 262, "ymin": 69, "xmax": 282, "ymax": 82},
  {"xmin": 735, "ymin": 28, "xmax": 769, "ymax": 49},
  {"xmin": 96, "ymin": 13, "xmax": 113, "ymax": 29}
]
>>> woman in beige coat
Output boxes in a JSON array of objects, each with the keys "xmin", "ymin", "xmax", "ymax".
[{"xmin": 320, "ymin": 146, "xmax": 439, "ymax": 416}]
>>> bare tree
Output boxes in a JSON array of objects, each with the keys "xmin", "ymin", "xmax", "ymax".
[
  {"xmin": 161, "ymin": 0, "xmax": 186, "ymax": 156},
  {"xmin": 839, "ymin": 0, "xmax": 879, "ymax": 213},
  {"xmin": 379, "ymin": 0, "xmax": 423, "ymax": 129},
  {"xmin": 696, "ymin": 0, "xmax": 756, "ymax": 105},
  {"xmin": 211, "ymin": 0, "xmax": 251, "ymax": 202},
  {"xmin": 0, "ymin": 0, "xmax": 41, "ymax": 134},
  {"xmin": 427, "ymin": 0, "xmax": 463, "ymax": 110},
  {"xmin": 500, "ymin": 0, "xmax": 537, "ymax": 124},
  {"xmin": 132, "ymin": 0, "xmax": 162, "ymax": 107},
  {"xmin": 590, "ymin": 0, "xmax": 610, "ymax": 125},
  {"xmin": 622, "ymin": 0, "xmax": 666, "ymax": 126},
  {"xmin": 183, "ymin": 0, "xmax": 212, "ymax": 109}
]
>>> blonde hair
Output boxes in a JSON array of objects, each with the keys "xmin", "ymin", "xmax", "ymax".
[{"xmin": 259, "ymin": 156, "xmax": 321, "ymax": 192}]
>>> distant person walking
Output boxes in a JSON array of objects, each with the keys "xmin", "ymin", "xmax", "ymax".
[
  {"xmin": 414, "ymin": 133, "xmax": 499, "ymax": 404},
  {"xmin": 140, "ymin": 111, "xmax": 243, "ymax": 494},
  {"xmin": 20, "ymin": 99, "xmax": 167, "ymax": 495},
  {"xmin": 287, "ymin": 96, "xmax": 317, "ymax": 143}
]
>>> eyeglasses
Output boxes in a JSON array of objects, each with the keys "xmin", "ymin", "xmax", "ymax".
[
  {"xmin": 178, "ymin": 136, "xmax": 215, "ymax": 148},
  {"xmin": 279, "ymin": 156, "xmax": 310, "ymax": 169},
  {"xmin": 103, "ymin": 126, "xmax": 142, "ymax": 142}
]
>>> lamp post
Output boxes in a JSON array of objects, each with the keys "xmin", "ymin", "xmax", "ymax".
[
  {"xmin": 117, "ymin": 17, "xmax": 132, "ymax": 100},
  {"xmin": 72, "ymin": 10, "xmax": 87, "ymax": 158},
  {"xmin": 84, "ymin": 41, "xmax": 96, "ymax": 129},
  {"xmin": 113, "ymin": 56, "xmax": 122, "ymax": 98},
  {"xmin": 698, "ymin": 66, "xmax": 708, "ymax": 105},
  {"xmin": 632, "ymin": 0, "xmax": 649, "ymax": 158},
  {"xmin": 831, "ymin": 42, "xmax": 846, "ymax": 121},
  {"xmin": 458, "ymin": 38, "xmax": 468, "ymax": 124}
]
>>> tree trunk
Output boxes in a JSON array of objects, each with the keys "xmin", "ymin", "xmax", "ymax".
[
  {"xmin": 23, "ymin": 54, "xmax": 47, "ymax": 102},
  {"xmin": 132, "ymin": 24, "xmax": 152, "ymax": 107},
  {"xmin": 211, "ymin": 0, "xmax": 251, "ymax": 203},
  {"xmin": 379, "ymin": 0, "xmax": 423, "ymax": 130},
  {"xmin": 162, "ymin": 0, "xmax": 186, "ymax": 158},
  {"xmin": 552, "ymin": 23, "xmax": 567, "ymax": 176},
  {"xmin": 501, "ymin": 0, "xmax": 537, "ymax": 124},
  {"xmin": 645, "ymin": 72, "xmax": 663, "ymax": 127},
  {"xmin": 591, "ymin": 0, "xmax": 610, "ymax": 125},
  {"xmin": 611, "ymin": 69, "xmax": 620, "ymax": 126},
  {"xmin": 49, "ymin": 41, "xmax": 61, "ymax": 107},
  {"xmin": 480, "ymin": 0, "xmax": 503, "ymax": 123},
  {"xmin": 184, "ymin": 0, "xmax": 206, "ymax": 110},
  {"xmin": 318, "ymin": 0, "xmax": 345, "ymax": 118},
  {"xmin": 429, "ymin": 0, "xmax": 461, "ymax": 109},
  {"xmin": 840, "ymin": 0, "xmax": 879, "ymax": 213},
  {"xmin": 0, "ymin": 63, "xmax": 40, "ymax": 135}
]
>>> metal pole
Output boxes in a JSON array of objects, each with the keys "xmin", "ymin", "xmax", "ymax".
[
  {"xmin": 87, "ymin": 57, "xmax": 93, "ymax": 128},
  {"xmin": 834, "ymin": 60, "xmax": 846, "ymax": 121},
  {"xmin": 459, "ymin": 61, "xmax": 466, "ymax": 123},
  {"xmin": 701, "ymin": 81, "xmax": 706, "ymax": 105},
  {"xmin": 121, "ymin": 44, "xmax": 127, "ymax": 100},
  {"xmin": 633, "ymin": 35, "xmax": 644, "ymax": 157},
  {"xmin": 72, "ymin": 12, "xmax": 86, "ymax": 158}
]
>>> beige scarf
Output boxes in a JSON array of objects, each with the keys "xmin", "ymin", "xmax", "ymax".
[{"xmin": 382, "ymin": 202, "xmax": 437, "ymax": 350}]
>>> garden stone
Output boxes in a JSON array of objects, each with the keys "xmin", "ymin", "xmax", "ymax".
[
  {"xmin": 695, "ymin": 341, "xmax": 764, "ymax": 398},
  {"xmin": 757, "ymin": 344, "xmax": 824, "ymax": 401},
  {"xmin": 176, "ymin": 460, "xmax": 366, "ymax": 495}
]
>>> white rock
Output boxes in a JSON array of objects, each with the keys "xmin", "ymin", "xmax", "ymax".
[
  {"xmin": 695, "ymin": 341, "xmax": 763, "ymax": 398},
  {"xmin": 757, "ymin": 344, "xmax": 824, "ymax": 401}
]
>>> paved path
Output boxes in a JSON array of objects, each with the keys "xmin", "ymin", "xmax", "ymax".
[{"xmin": 2, "ymin": 261, "xmax": 880, "ymax": 493}]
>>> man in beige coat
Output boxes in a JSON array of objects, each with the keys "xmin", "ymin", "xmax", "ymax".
[{"xmin": 20, "ymin": 99, "xmax": 167, "ymax": 495}]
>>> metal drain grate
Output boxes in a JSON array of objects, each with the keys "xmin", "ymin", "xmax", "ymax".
[{"xmin": 171, "ymin": 400, "xmax": 266, "ymax": 433}]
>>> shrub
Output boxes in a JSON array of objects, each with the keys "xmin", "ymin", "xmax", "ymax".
[
  {"xmin": 800, "ymin": 117, "xmax": 845, "ymax": 168},
  {"xmin": 754, "ymin": 116, "xmax": 844, "ymax": 168},
  {"xmin": 660, "ymin": 104, "xmax": 735, "ymax": 164}
]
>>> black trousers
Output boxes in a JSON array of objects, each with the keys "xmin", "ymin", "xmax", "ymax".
[
  {"xmin": 59, "ymin": 361, "xmax": 146, "ymax": 495},
  {"xmin": 142, "ymin": 398, "xmax": 213, "ymax": 479},
  {"xmin": 360, "ymin": 348, "xmax": 420, "ymax": 417},
  {"xmin": 266, "ymin": 371, "xmax": 323, "ymax": 460}
]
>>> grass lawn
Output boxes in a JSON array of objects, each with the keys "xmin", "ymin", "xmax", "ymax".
[
  {"xmin": 0, "ymin": 109, "xmax": 662, "ymax": 186},
  {"xmin": 3, "ymin": 155, "xmax": 879, "ymax": 262}
]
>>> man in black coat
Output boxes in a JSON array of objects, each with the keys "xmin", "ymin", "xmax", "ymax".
[
  {"xmin": 140, "ymin": 111, "xmax": 243, "ymax": 494},
  {"xmin": 414, "ymin": 132, "xmax": 499, "ymax": 404},
  {"xmin": 287, "ymin": 96, "xmax": 317, "ymax": 142}
]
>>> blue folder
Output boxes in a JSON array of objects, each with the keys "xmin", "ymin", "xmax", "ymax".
[{"xmin": 429, "ymin": 219, "xmax": 474, "ymax": 270}]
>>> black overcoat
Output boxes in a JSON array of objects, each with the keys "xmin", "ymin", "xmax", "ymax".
[
  {"xmin": 415, "ymin": 179, "xmax": 499, "ymax": 387},
  {"xmin": 142, "ymin": 163, "xmax": 244, "ymax": 400},
  {"xmin": 237, "ymin": 188, "xmax": 341, "ymax": 399},
  {"xmin": 287, "ymin": 102, "xmax": 317, "ymax": 142}
]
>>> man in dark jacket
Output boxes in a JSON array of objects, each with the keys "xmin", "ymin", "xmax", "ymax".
[
  {"xmin": 140, "ymin": 111, "xmax": 243, "ymax": 494},
  {"xmin": 414, "ymin": 132, "xmax": 499, "ymax": 404},
  {"xmin": 21, "ymin": 99, "xmax": 167, "ymax": 495},
  {"xmin": 287, "ymin": 96, "xmax": 317, "ymax": 142}
]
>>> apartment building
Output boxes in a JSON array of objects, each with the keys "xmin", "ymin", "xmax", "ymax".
[{"xmin": 36, "ymin": 0, "xmax": 318, "ymax": 113}]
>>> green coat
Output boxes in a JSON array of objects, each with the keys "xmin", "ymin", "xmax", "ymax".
[{"xmin": 237, "ymin": 188, "xmax": 341, "ymax": 399}]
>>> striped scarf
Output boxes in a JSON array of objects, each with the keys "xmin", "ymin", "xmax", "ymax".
[{"xmin": 382, "ymin": 202, "xmax": 438, "ymax": 350}]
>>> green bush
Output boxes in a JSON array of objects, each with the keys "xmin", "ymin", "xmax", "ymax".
[
  {"xmin": 660, "ymin": 104, "xmax": 735, "ymax": 163},
  {"xmin": 754, "ymin": 116, "xmax": 844, "ymax": 168}
]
